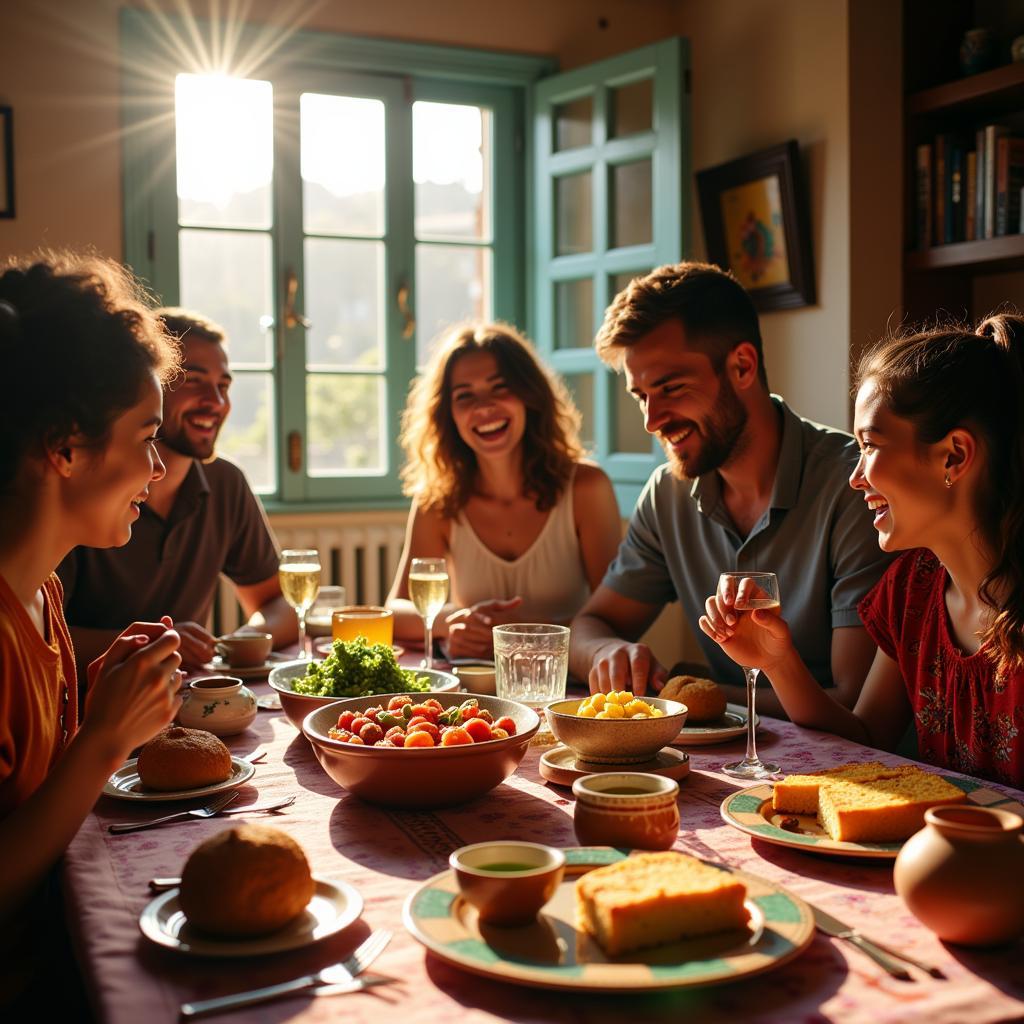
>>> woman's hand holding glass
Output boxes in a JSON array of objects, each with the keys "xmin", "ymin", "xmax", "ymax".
[
  {"xmin": 445, "ymin": 596, "xmax": 523, "ymax": 659},
  {"xmin": 698, "ymin": 575, "xmax": 793, "ymax": 671}
]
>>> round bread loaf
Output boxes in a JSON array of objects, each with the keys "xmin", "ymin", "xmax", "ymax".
[
  {"xmin": 661, "ymin": 675, "xmax": 727, "ymax": 723},
  {"xmin": 179, "ymin": 824, "xmax": 315, "ymax": 937},
  {"xmin": 137, "ymin": 726, "xmax": 232, "ymax": 791}
]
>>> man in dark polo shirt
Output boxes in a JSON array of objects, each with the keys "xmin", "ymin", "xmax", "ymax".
[{"xmin": 59, "ymin": 309, "xmax": 296, "ymax": 673}]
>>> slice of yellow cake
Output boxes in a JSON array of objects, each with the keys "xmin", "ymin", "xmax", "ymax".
[
  {"xmin": 575, "ymin": 852, "xmax": 749, "ymax": 957},
  {"xmin": 817, "ymin": 771, "xmax": 967, "ymax": 842},
  {"xmin": 772, "ymin": 761, "xmax": 912, "ymax": 813}
]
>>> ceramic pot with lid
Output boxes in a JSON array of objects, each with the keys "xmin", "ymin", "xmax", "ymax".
[{"xmin": 179, "ymin": 675, "xmax": 257, "ymax": 737}]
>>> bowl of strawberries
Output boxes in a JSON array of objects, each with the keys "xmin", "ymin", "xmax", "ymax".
[{"xmin": 301, "ymin": 692, "xmax": 541, "ymax": 808}]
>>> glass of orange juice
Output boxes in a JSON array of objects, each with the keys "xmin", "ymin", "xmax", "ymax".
[{"xmin": 331, "ymin": 605, "xmax": 394, "ymax": 647}]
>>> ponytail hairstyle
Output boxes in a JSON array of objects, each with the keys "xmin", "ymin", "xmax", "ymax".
[
  {"xmin": 399, "ymin": 321, "xmax": 584, "ymax": 517},
  {"xmin": 855, "ymin": 311, "xmax": 1024, "ymax": 674},
  {"xmin": 0, "ymin": 250, "xmax": 180, "ymax": 495}
]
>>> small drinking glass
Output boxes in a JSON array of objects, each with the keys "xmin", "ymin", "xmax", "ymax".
[
  {"xmin": 306, "ymin": 585, "xmax": 347, "ymax": 639},
  {"xmin": 278, "ymin": 549, "xmax": 321, "ymax": 660},
  {"xmin": 409, "ymin": 557, "xmax": 449, "ymax": 670},
  {"xmin": 719, "ymin": 571, "xmax": 781, "ymax": 780},
  {"xmin": 493, "ymin": 623, "xmax": 570, "ymax": 743}
]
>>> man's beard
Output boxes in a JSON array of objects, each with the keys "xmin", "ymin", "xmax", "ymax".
[
  {"xmin": 662, "ymin": 373, "xmax": 748, "ymax": 480},
  {"xmin": 159, "ymin": 423, "xmax": 218, "ymax": 461}
]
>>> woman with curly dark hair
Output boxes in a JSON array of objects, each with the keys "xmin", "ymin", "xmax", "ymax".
[
  {"xmin": 387, "ymin": 321, "xmax": 620, "ymax": 660},
  {"xmin": 0, "ymin": 251, "xmax": 183, "ymax": 1003},
  {"xmin": 700, "ymin": 313, "xmax": 1024, "ymax": 788}
]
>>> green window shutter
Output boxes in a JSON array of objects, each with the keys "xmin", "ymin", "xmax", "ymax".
[{"xmin": 531, "ymin": 38, "xmax": 691, "ymax": 513}]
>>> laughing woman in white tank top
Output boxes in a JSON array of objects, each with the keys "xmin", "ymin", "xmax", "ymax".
[{"xmin": 387, "ymin": 322, "xmax": 621, "ymax": 660}]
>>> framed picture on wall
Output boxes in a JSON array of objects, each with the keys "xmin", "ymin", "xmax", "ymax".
[
  {"xmin": 0, "ymin": 106, "xmax": 13, "ymax": 219},
  {"xmin": 696, "ymin": 140, "xmax": 814, "ymax": 311}
]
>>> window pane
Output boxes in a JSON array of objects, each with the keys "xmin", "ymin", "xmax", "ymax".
[
  {"xmin": 610, "ymin": 79, "xmax": 653, "ymax": 138},
  {"xmin": 305, "ymin": 238, "xmax": 384, "ymax": 370},
  {"xmin": 306, "ymin": 374, "xmax": 384, "ymax": 474},
  {"xmin": 415, "ymin": 243, "xmax": 491, "ymax": 365},
  {"xmin": 556, "ymin": 172, "xmax": 592, "ymax": 256},
  {"xmin": 555, "ymin": 278, "xmax": 594, "ymax": 349},
  {"xmin": 611, "ymin": 160, "xmax": 652, "ymax": 248},
  {"xmin": 217, "ymin": 372, "xmax": 275, "ymax": 493},
  {"xmin": 563, "ymin": 372, "xmax": 595, "ymax": 452},
  {"xmin": 178, "ymin": 229, "xmax": 273, "ymax": 367},
  {"xmin": 554, "ymin": 96, "xmax": 591, "ymax": 151},
  {"xmin": 301, "ymin": 94, "xmax": 385, "ymax": 237},
  {"xmin": 414, "ymin": 102, "xmax": 490, "ymax": 242},
  {"xmin": 615, "ymin": 381, "xmax": 651, "ymax": 454},
  {"xmin": 175, "ymin": 74, "xmax": 272, "ymax": 230}
]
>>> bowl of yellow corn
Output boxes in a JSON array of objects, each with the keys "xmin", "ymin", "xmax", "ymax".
[{"xmin": 544, "ymin": 691, "xmax": 688, "ymax": 764}]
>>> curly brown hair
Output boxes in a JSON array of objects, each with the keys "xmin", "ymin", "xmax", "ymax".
[
  {"xmin": 0, "ymin": 250, "xmax": 180, "ymax": 493},
  {"xmin": 399, "ymin": 321, "xmax": 584, "ymax": 517},
  {"xmin": 855, "ymin": 311, "xmax": 1024, "ymax": 675},
  {"xmin": 595, "ymin": 261, "xmax": 767, "ymax": 387}
]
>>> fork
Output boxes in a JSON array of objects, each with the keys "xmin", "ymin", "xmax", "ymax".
[
  {"xmin": 179, "ymin": 928, "xmax": 393, "ymax": 1017},
  {"xmin": 108, "ymin": 791, "xmax": 239, "ymax": 834}
]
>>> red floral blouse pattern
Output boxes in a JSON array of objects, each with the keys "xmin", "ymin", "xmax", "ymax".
[{"xmin": 859, "ymin": 549, "xmax": 1023, "ymax": 788}]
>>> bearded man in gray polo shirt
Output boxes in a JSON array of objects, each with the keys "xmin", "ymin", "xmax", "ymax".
[
  {"xmin": 569, "ymin": 262, "xmax": 891, "ymax": 717},
  {"xmin": 59, "ymin": 309, "xmax": 296, "ymax": 675}
]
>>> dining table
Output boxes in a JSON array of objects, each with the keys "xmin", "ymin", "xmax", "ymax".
[{"xmin": 63, "ymin": 662, "xmax": 1024, "ymax": 1024}]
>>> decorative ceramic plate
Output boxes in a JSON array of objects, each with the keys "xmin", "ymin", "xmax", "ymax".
[
  {"xmin": 203, "ymin": 652, "xmax": 293, "ymax": 679},
  {"xmin": 539, "ymin": 745, "xmax": 690, "ymax": 787},
  {"xmin": 139, "ymin": 878, "xmax": 362, "ymax": 956},
  {"xmin": 720, "ymin": 775, "xmax": 1022, "ymax": 859},
  {"xmin": 403, "ymin": 847, "xmax": 813, "ymax": 991},
  {"xmin": 102, "ymin": 756, "xmax": 255, "ymax": 802},
  {"xmin": 671, "ymin": 703, "xmax": 759, "ymax": 747}
]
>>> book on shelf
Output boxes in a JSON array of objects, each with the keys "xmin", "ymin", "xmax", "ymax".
[
  {"xmin": 915, "ymin": 142, "xmax": 932, "ymax": 249},
  {"xmin": 995, "ymin": 134, "xmax": 1024, "ymax": 236},
  {"xmin": 950, "ymin": 145, "xmax": 967, "ymax": 242},
  {"xmin": 966, "ymin": 150, "xmax": 977, "ymax": 241},
  {"xmin": 983, "ymin": 124, "xmax": 1012, "ymax": 239},
  {"xmin": 975, "ymin": 127, "xmax": 986, "ymax": 242}
]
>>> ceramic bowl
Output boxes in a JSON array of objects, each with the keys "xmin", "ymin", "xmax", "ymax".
[
  {"xmin": 452, "ymin": 664, "xmax": 497, "ymax": 695},
  {"xmin": 450, "ymin": 841, "xmax": 565, "ymax": 926},
  {"xmin": 545, "ymin": 695, "xmax": 688, "ymax": 764},
  {"xmin": 269, "ymin": 660, "xmax": 459, "ymax": 730},
  {"xmin": 572, "ymin": 772, "xmax": 680, "ymax": 849},
  {"xmin": 214, "ymin": 632, "xmax": 273, "ymax": 668},
  {"xmin": 301, "ymin": 692, "xmax": 540, "ymax": 808},
  {"xmin": 178, "ymin": 675, "xmax": 257, "ymax": 737}
]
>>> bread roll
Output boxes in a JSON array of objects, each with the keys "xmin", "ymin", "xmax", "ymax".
[
  {"xmin": 137, "ymin": 726, "xmax": 232, "ymax": 791},
  {"xmin": 661, "ymin": 675, "xmax": 727, "ymax": 723},
  {"xmin": 180, "ymin": 824, "xmax": 316, "ymax": 937}
]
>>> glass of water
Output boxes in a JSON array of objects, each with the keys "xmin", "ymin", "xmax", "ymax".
[{"xmin": 493, "ymin": 624, "xmax": 570, "ymax": 738}]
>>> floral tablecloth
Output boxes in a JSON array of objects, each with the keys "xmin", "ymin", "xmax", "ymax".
[{"xmin": 64, "ymin": 684, "xmax": 1024, "ymax": 1024}]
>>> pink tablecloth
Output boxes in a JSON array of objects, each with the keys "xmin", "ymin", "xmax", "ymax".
[{"xmin": 64, "ymin": 684, "xmax": 1024, "ymax": 1024}]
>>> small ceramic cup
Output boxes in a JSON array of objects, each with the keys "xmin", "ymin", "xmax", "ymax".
[
  {"xmin": 572, "ymin": 772, "xmax": 680, "ymax": 850},
  {"xmin": 179, "ymin": 675, "xmax": 257, "ymax": 736},
  {"xmin": 215, "ymin": 631, "xmax": 273, "ymax": 668},
  {"xmin": 453, "ymin": 664, "xmax": 497, "ymax": 695},
  {"xmin": 450, "ymin": 841, "xmax": 565, "ymax": 926}
]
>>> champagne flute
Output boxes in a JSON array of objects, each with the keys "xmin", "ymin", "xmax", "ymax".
[
  {"xmin": 408, "ymin": 557, "xmax": 449, "ymax": 670},
  {"xmin": 279, "ymin": 549, "xmax": 321, "ymax": 660},
  {"xmin": 719, "ymin": 571, "xmax": 781, "ymax": 780}
]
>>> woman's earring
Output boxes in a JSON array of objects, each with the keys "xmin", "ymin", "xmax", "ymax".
[{"xmin": 944, "ymin": 472, "xmax": 952, "ymax": 488}]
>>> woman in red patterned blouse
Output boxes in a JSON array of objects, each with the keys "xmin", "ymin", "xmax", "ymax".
[{"xmin": 699, "ymin": 313, "xmax": 1024, "ymax": 790}]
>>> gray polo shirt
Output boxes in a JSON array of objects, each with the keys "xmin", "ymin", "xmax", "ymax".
[
  {"xmin": 602, "ymin": 397, "xmax": 891, "ymax": 688},
  {"xmin": 58, "ymin": 458, "xmax": 280, "ymax": 632}
]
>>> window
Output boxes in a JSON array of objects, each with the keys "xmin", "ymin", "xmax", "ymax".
[{"xmin": 122, "ymin": 12, "xmax": 689, "ymax": 510}]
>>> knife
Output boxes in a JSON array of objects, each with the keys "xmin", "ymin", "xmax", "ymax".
[{"xmin": 812, "ymin": 905, "xmax": 945, "ymax": 980}]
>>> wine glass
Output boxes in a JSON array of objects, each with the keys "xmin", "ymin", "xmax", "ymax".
[
  {"xmin": 408, "ymin": 557, "xmax": 449, "ymax": 669},
  {"xmin": 279, "ymin": 549, "xmax": 321, "ymax": 660},
  {"xmin": 719, "ymin": 571, "xmax": 781, "ymax": 780}
]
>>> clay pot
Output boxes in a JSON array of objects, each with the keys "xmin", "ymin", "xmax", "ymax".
[
  {"xmin": 180, "ymin": 676, "xmax": 257, "ymax": 736},
  {"xmin": 894, "ymin": 804, "xmax": 1024, "ymax": 947},
  {"xmin": 572, "ymin": 772, "xmax": 680, "ymax": 850}
]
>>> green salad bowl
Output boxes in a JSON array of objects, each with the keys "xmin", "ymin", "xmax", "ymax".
[{"xmin": 268, "ymin": 660, "xmax": 459, "ymax": 731}]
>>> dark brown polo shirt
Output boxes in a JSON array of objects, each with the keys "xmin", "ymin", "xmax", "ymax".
[{"xmin": 58, "ymin": 458, "xmax": 280, "ymax": 631}]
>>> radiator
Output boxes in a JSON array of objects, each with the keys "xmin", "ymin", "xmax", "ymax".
[{"xmin": 213, "ymin": 509, "xmax": 408, "ymax": 635}]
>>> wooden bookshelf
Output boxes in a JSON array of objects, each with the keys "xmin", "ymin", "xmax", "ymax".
[
  {"xmin": 907, "ymin": 62, "xmax": 1024, "ymax": 117},
  {"xmin": 905, "ymin": 235, "xmax": 1024, "ymax": 273}
]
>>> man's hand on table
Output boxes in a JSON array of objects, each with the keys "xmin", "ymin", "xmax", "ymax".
[
  {"xmin": 172, "ymin": 620, "xmax": 217, "ymax": 668},
  {"xmin": 588, "ymin": 639, "xmax": 668, "ymax": 696}
]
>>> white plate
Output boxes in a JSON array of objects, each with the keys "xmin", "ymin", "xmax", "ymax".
[
  {"xmin": 201, "ymin": 652, "xmax": 292, "ymax": 679},
  {"xmin": 671, "ymin": 703, "xmax": 759, "ymax": 746},
  {"xmin": 139, "ymin": 877, "xmax": 363, "ymax": 956},
  {"xmin": 103, "ymin": 756, "xmax": 255, "ymax": 802}
]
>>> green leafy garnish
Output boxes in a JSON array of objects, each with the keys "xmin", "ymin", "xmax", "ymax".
[{"xmin": 293, "ymin": 637, "xmax": 431, "ymax": 698}]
